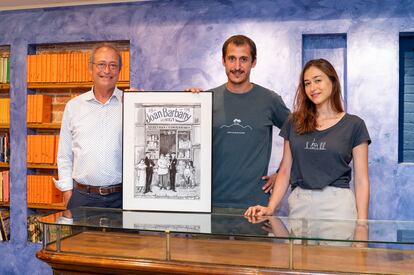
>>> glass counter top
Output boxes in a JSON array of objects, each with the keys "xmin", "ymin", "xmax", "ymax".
[{"xmin": 38, "ymin": 207, "xmax": 414, "ymax": 246}]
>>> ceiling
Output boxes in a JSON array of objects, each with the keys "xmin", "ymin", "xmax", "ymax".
[{"xmin": 0, "ymin": 0, "xmax": 149, "ymax": 11}]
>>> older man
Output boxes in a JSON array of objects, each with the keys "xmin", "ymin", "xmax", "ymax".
[{"xmin": 54, "ymin": 43, "xmax": 123, "ymax": 208}]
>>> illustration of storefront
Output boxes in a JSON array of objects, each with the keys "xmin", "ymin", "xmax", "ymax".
[{"xmin": 134, "ymin": 104, "xmax": 201, "ymax": 178}]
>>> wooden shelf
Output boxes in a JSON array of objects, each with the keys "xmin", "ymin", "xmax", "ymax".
[
  {"xmin": 0, "ymin": 83, "xmax": 9, "ymax": 90},
  {"xmin": 28, "ymin": 122, "xmax": 61, "ymax": 129},
  {"xmin": 0, "ymin": 163, "xmax": 57, "ymax": 169},
  {"xmin": 0, "ymin": 123, "xmax": 61, "ymax": 129},
  {"xmin": 28, "ymin": 81, "xmax": 130, "ymax": 89},
  {"xmin": 28, "ymin": 203, "xmax": 65, "ymax": 210},
  {"xmin": 28, "ymin": 163, "xmax": 57, "ymax": 169},
  {"xmin": 0, "ymin": 202, "xmax": 65, "ymax": 210}
]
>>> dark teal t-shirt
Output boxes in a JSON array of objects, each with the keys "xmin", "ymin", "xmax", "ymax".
[
  {"xmin": 279, "ymin": 114, "xmax": 371, "ymax": 190},
  {"xmin": 211, "ymin": 84, "xmax": 290, "ymax": 209}
]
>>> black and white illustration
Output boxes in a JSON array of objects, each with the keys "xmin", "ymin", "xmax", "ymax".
[
  {"xmin": 134, "ymin": 105, "xmax": 200, "ymax": 199},
  {"xmin": 123, "ymin": 92, "xmax": 212, "ymax": 212}
]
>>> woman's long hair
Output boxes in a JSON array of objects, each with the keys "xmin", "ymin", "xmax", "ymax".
[{"xmin": 292, "ymin": 59, "xmax": 344, "ymax": 134}]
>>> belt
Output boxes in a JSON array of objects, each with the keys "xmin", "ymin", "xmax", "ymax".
[{"xmin": 74, "ymin": 180, "xmax": 122, "ymax": 196}]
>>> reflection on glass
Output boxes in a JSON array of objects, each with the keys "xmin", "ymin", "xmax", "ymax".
[
  {"xmin": 0, "ymin": 209, "xmax": 9, "ymax": 241},
  {"xmin": 37, "ymin": 207, "xmax": 414, "ymax": 248}
]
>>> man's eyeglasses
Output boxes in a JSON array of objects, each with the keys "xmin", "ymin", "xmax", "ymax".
[{"xmin": 92, "ymin": 62, "xmax": 119, "ymax": 71}]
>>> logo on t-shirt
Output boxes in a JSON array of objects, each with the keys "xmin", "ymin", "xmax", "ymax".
[
  {"xmin": 220, "ymin": 118, "xmax": 253, "ymax": 135},
  {"xmin": 304, "ymin": 138, "xmax": 326, "ymax": 150}
]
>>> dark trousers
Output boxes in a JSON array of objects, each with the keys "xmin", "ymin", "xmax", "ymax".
[
  {"xmin": 169, "ymin": 171, "xmax": 176, "ymax": 191},
  {"xmin": 67, "ymin": 188, "xmax": 122, "ymax": 209},
  {"xmin": 144, "ymin": 171, "xmax": 153, "ymax": 193}
]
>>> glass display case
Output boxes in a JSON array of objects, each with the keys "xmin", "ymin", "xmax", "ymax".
[{"xmin": 37, "ymin": 207, "xmax": 414, "ymax": 275}]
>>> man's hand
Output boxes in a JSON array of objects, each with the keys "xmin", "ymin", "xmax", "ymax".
[
  {"xmin": 125, "ymin": 87, "xmax": 144, "ymax": 92},
  {"xmin": 62, "ymin": 210, "xmax": 73, "ymax": 219},
  {"xmin": 185, "ymin": 87, "xmax": 203, "ymax": 93},
  {"xmin": 62, "ymin": 190, "xmax": 72, "ymax": 207},
  {"xmin": 262, "ymin": 172, "xmax": 278, "ymax": 193}
]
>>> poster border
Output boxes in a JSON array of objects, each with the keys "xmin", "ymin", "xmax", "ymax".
[{"xmin": 122, "ymin": 91, "xmax": 213, "ymax": 213}]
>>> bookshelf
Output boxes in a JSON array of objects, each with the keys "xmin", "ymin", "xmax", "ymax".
[
  {"xmin": 25, "ymin": 41, "xmax": 130, "ymax": 214},
  {"xmin": 0, "ymin": 46, "xmax": 10, "ymax": 231}
]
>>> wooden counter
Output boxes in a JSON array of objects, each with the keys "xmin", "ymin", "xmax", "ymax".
[{"xmin": 37, "ymin": 231, "xmax": 414, "ymax": 275}]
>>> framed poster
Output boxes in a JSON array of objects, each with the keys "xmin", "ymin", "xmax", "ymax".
[{"xmin": 123, "ymin": 92, "xmax": 212, "ymax": 212}]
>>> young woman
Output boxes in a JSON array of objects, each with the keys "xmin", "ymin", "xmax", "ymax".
[{"xmin": 245, "ymin": 59, "xmax": 370, "ymax": 224}]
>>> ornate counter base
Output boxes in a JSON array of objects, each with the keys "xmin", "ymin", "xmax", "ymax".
[{"xmin": 36, "ymin": 231, "xmax": 414, "ymax": 275}]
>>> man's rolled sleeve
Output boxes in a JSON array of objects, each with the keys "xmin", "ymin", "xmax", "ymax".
[
  {"xmin": 55, "ymin": 102, "xmax": 74, "ymax": 192},
  {"xmin": 53, "ymin": 177, "xmax": 73, "ymax": 191}
]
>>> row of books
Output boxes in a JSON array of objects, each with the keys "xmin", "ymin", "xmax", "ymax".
[
  {"xmin": 0, "ymin": 98, "xmax": 9, "ymax": 123},
  {"xmin": 0, "ymin": 171, "xmax": 9, "ymax": 203},
  {"xmin": 27, "ymin": 50, "xmax": 130, "ymax": 83},
  {"xmin": 0, "ymin": 173, "xmax": 62, "ymax": 205},
  {"xmin": 0, "ymin": 133, "xmax": 9, "ymax": 162},
  {"xmin": 27, "ymin": 175, "xmax": 62, "ymax": 204},
  {"xmin": 27, "ymin": 135, "xmax": 59, "ymax": 165},
  {"xmin": 27, "ymin": 94, "xmax": 52, "ymax": 123},
  {"xmin": 0, "ymin": 56, "xmax": 10, "ymax": 84},
  {"xmin": 0, "ymin": 94, "xmax": 54, "ymax": 124}
]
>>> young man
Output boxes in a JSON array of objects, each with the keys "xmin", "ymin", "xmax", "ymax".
[
  {"xmin": 190, "ymin": 35, "xmax": 290, "ymax": 213},
  {"xmin": 54, "ymin": 43, "xmax": 123, "ymax": 208}
]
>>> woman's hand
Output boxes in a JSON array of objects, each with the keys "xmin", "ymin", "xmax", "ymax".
[
  {"xmin": 352, "ymin": 220, "xmax": 369, "ymax": 248},
  {"xmin": 244, "ymin": 205, "xmax": 272, "ymax": 217}
]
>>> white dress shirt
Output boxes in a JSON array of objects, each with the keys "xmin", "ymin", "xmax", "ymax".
[{"xmin": 54, "ymin": 87, "xmax": 123, "ymax": 191}]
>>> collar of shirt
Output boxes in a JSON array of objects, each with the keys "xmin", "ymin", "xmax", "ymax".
[{"xmin": 85, "ymin": 87, "xmax": 123, "ymax": 105}]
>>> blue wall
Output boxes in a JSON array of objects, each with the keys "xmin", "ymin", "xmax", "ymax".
[
  {"xmin": 1, "ymin": 0, "xmax": 414, "ymax": 273},
  {"xmin": 302, "ymin": 34, "xmax": 347, "ymax": 103}
]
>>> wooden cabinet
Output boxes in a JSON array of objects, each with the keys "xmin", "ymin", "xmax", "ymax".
[{"xmin": 36, "ymin": 208, "xmax": 414, "ymax": 275}]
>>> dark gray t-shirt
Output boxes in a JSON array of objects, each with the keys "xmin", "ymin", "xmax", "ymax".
[
  {"xmin": 279, "ymin": 114, "xmax": 371, "ymax": 190},
  {"xmin": 211, "ymin": 83, "xmax": 290, "ymax": 208}
]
